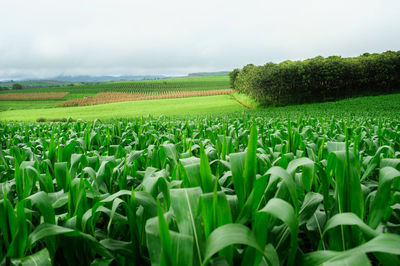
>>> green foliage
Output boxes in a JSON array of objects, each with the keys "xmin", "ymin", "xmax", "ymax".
[
  {"xmin": 234, "ymin": 51, "xmax": 400, "ymax": 105},
  {"xmin": 1, "ymin": 110, "xmax": 400, "ymax": 265},
  {"xmin": 230, "ymin": 92, "xmax": 260, "ymax": 109},
  {"xmin": 12, "ymin": 83, "xmax": 23, "ymax": 90},
  {"xmin": 0, "ymin": 80, "xmax": 65, "ymax": 89},
  {"xmin": 228, "ymin": 69, "xmax": 240, "ymax": 89}
]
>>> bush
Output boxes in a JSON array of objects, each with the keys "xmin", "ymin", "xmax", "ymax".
[
  {"xmin": 234, "ymin": 51, "xmax": 400, "ymax": 106},
  {"xmin": 229, "ymin": 68, "xmax": 240, "ymax": 89},
  {"xmin": 12, "ymin": 83, "xmax": 23, "ymax": 90}
]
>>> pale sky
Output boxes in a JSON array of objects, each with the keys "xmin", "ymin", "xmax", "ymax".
[{"xmin": 1, "ymin": 0, "xmax": 399, "ymax": 80}]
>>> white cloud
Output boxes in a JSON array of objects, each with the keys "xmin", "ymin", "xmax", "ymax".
[{"xmin": 0, "ymin": 0, "xmax": 399, "ymax": 79}]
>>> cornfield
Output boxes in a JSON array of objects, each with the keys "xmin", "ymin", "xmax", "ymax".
[
  {"xmin": 1, "ymin": 114, "xmax": 400, "ymax": 265},
  {"xmin": 0, "ymin": 76, "xmax": 230, "ymax": 96},
  {"xmin": 0, "ymin": 92, "xmax": 69, "ymax": 100},
  {"xmin": 57, "ymin": 90, "xmax": 234, "ymax": 107}
]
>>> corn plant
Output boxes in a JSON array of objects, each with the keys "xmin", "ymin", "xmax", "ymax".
[{"xmin": 1, "ymin": 114, "xmax": 400, "ymax": 265}]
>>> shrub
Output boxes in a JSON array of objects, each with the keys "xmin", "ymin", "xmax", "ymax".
[
  {"xmin": 12, "ymin": 83, "xmax": 23, "ymax": 90},
  {"xmin": 229, "ymin": 68, "xmax": 240, "ymax": 89}
]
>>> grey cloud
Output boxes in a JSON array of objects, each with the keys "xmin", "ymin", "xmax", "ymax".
[{"xmin": 1, "ymin": 0, "xmax": 399, "ymax": 80}]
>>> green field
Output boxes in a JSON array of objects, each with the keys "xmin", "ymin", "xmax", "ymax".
[
  {"xmin": 1, "ymin": 94, "xmax": 400, "ymax": 265},
  {"xmin": 0, "ymin": 75, "xmax": 231, "ymax": 111},
  {"xmin": 0, "ymin": 100, "xmax": 63, "ymax": 112},
  {"xmin": 0, "ymin": 95, "xmax": 244, "ymax": 121},
  {"xmin": 0, "ymin": 75, "xmax": 230, "ymax": 100}
]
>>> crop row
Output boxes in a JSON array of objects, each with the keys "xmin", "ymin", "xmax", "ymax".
[
  {"xmin": 0, "ymin": 76, "xmax": 230, "ymax": 95},
  {"xmin": 1, "ymin": 115, "xmax": 400, "ymax": 265},
  {"xmin": 57, "ymin": 89, "xmax": 234, "ymax": 107},
  {"xmin": 0, "ymin": 92, "xmax": 69, "ymax": 101}
]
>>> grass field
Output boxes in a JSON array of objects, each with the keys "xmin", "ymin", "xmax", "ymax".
[
  {"xmin": 0, "ymin": 95, "xmax": 244, "ymax": 121},
  {"xmin": 0, "ymin": 100, "xmax": 63, "ymax": 112}
]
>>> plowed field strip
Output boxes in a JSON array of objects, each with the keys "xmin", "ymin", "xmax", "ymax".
[{"xmin": 58, "ymin": 89, "xmax": 233, "ymax": 107}]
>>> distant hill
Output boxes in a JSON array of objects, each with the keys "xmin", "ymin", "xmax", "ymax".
[
  {"xmin": 0, "ymin": 80, "xmax": 65, "ymax": 89},
  {"xmin": 52, "ymin": 75, "xmax": 168, "ymax": 82},
  {"xmin": 0, "ymin": 73, "xmax": 230, "ymax": 90},
  {"xmin": 188, "ymin": 71, "xmax": 230, "ymax": 77}
]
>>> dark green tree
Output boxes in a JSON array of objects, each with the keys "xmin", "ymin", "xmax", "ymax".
[
  {"xmin": 12, "ymin": 83, "xmax": 23, "ymax": 90},
  {"xmin": 229, "ymin": 68, "xmax": 240, "ymax": 89}
]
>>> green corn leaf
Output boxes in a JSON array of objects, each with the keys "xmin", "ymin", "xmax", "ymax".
[
  {"xmin": 322, "ymin": 252, "xmax": 371, "ymax": 266},
  {"xmin": 243, "ymin": 124, "xmax": 258, "ymax": 201},
  {"xmin": 161, "ymin": 143, "xmax": 179, "ymax": 167},
  {"xmin": 170, "ymin": 231, "xmax": 194, "ymax": 266},
  {"xmin": 157, "ymin": 199, "xmax": 173, "ymax": 266},
  {"xmin": 54, "ymin": 162, "xmax": 71, "ymax": 192},
  {"xmin": 170, "ymin": 187, "xmax": 204, "ymax": 265},
  {"xmin": 10, "ymin": 248, "xmax": 51, "ymax": 266},
  {"xmin": 203, "ymin": 223, "xmax": 273, "ymax": 266},
  {"xmin": 100, "ymin": 239, "xmax": 134, "ymax": 258},
  {"xmin": 7, "ymin": 200, "xmax": 28, "ymax": 258},
  {"xmin": 327, "ymin": 150, "xmax": 363, "ymax": 218},
  {"xmin": 230, "ymin": 151, "xmax": 246, "ymax": 209},
  {"xmin": 27, "ymin": 223, "xmax": 112, "ymax": 259},
  {"xmin": 179, "ymin": 157, "xmax": 202, "ymax": 188},
  {"xmin": 323, "ymin": 213, "xmax": 378, "ymax": 240},
  {"xmin": 299, "ymin": 192, "xmax": 323, "ymax": 225},
  {"xmin": 302, "ymin": 233, "xmax": 400, "ymax": 265},
  {"xmin": 200, "ymin": 144, "xmax": 214, "ymax": 193},
  {"xmin": 367, "ymin": 167, "xmax": 400, "ymax": 229},
  {"xmin": 256, "ymin": 198, "xmax": 298, "ymax": 266},
  {"xmin": 287, "ymin": 157, "xmax": 315, "ymax": 192},
  {"xmin": 201, "ymin": 191, "xmax": 233, "ymax": 264},
  {"xmin": 90, "ymin": 258, "xmax": 114, "ymax": 266}
]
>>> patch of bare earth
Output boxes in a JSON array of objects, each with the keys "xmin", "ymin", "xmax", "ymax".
[{"xmin": 0, "ymin": 92, "xmax": 69, "ymax": 100}]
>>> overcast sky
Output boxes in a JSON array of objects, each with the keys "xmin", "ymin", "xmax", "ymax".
[{"xmin": 1, "ymin": 0, "xmax": 399, "ymax": 80}]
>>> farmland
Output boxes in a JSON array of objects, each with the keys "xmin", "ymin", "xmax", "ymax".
[
  {"xmin": 0, "ymin": 101, "xmax": 62, "ymax": 112},
  {"xmin": 0, "ymin": 92, "xmax": 69, "ymax": 101},
  {"xmin": 0, "ymin": 75, "xmax": 231, "ymax": 111},
  {"xmin": 3, "ymin": 0, "xmax": 400, "ymax": 263},
  {"xmin": 0, "ymin": 95, "xmax": 244, "ymax": 121},
  {"xmin": 1, "ymin": 91, "xmax": 400, "ymax": 265},
  {"xmin": 0, "ymin": 75, "xmax": 230, "ymax": 96},
  {"xmin": 57, "ymin": 89, "xmax": 233, "ymax": 107}
]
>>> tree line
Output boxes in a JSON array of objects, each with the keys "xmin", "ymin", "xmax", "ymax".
[{"xmin": 230, "ymin": 51, "xmax": 400, "ymax": 105}]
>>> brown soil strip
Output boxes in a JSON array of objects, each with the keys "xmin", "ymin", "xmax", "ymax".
[{"xmin": 0, "ymin": 92, "xmax": 69, "ymax": 100}]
